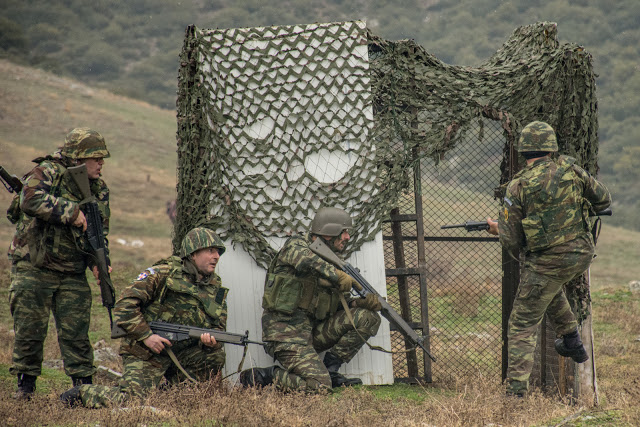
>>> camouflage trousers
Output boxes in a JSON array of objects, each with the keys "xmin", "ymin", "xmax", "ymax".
[
  {"xmin": 265, "ymin": 307, "xmax": 381, "ymax": 393},
  {"xmin": 9, "ymin": 260, "xmax": 95, "ymax": 378},
  {"xmin": 506, "ymin": 243, "xmax": 594, "ymax": 394},
  {"xmin": 79, "ymin": 343, "xmax": 225, "ymax": 408}
]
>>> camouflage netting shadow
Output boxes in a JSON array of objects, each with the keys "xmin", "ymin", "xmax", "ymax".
[{"xmin": 174, "ymin": 21, "xmax": 599, "ymax": 286}]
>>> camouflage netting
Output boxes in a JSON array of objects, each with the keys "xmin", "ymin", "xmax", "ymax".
[{"xmin": 174, "ymin": 21, "xmax": 599, "ymax": 274}]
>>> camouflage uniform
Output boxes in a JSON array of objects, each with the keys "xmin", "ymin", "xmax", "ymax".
[
  {"xmin": 9, "ymin": 146, "xmax": 110, "ymax": 382},
  {"xmin": 260, "ymin": 234, "xmax": 381, "ymax": 393},
  {"xmin": 76, "ymin": 233, "xmax": 228, "ymax": 408},
  {"xmin": 499, "ymin": 122, "xmax": 611, "ymax": 395}
]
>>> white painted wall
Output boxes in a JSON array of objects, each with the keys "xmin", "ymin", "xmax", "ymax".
[{"xmin": 218, "ymin": 231, "xmax": 393, "ymax": 385}]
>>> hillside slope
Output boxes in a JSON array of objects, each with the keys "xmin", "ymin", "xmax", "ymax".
[{"xmin": 0, "ymin": 59, "xmax": 177, "ymax": 267}]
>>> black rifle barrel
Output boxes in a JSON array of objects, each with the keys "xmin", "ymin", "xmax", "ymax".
[
  {"xmin": 67, "ymin": 164, "xmax": 116, "ymax": 328},
  {"xmin": 148, "ymin": 321, "xmax": 264, "ymax": 346}
]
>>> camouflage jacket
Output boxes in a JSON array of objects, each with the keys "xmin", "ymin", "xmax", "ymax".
[
  {"xmin": 9, "ymin": 151, "xmax": 110, "ymax": 273},
  {"xmin": 262, "ymin": 234, "xmax": 344, "ymax": 343},
  {"xmin": 115, "ymin": 256, "xmax": 228, "ymax": 358},
  {"xmin": 498, "ymin": 155, "xmax": 611, "ymax": 257}
]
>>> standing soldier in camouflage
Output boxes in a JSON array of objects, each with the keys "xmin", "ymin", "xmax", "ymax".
[
  {"xmin": 60, "ymin": 227, "xmax": 228, "ymax": 408},
  {"xmin": 8, "ymin": 128, "xmax": 111, "ymax": 400},
  {"xmin": 487, "ymin": 121, "xmax": 611, "ymax": 397},
  {"xmin": 239, "ymin": 207, "xmax": 382, "ymax": 393}
]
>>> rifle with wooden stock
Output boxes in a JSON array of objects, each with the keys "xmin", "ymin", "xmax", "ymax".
[{"xmin": 309, "ymin": 238, "xmax": 436, "ymax": 362}]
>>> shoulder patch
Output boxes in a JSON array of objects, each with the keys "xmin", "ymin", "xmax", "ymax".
[{"xmin": 136, "ymin": 267, "xmax": 157, "ymax": 281}]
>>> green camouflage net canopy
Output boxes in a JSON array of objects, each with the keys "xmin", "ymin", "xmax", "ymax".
[{"xmin": 174, "ymin": 21, "xmax": 599, "ymax": 273}]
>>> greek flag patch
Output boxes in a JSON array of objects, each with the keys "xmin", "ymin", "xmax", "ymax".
[{"xmin": 136, "ymin": 268, "xmax": 156, "ymax": 281}]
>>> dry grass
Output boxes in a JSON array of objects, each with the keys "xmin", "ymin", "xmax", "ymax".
[{"xmin": 0, "ymin": 372, "xmax": 608, "ymax": 426}]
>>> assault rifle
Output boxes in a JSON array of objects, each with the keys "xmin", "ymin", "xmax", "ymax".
[
  {"xmin": 309, "ymin": 238, "xmax": 436, "ymax": 362},
  {"xmin": 68, "ymin": 164, "xmax": 119, "ymax": 333},
  {"xmin": 441, "ymin": 221, "xmax": 489, "ymax": 232},
  {"xmin": 111, "ymin": 320, "xmax": 264, "ymax": 347},
  {"xmin": 440, "ymin": 208, "xmax": 613, "ymax": 232},
  {"xmin": 0, "ymin": 165, "xmax": 23, "ymax": 193}
]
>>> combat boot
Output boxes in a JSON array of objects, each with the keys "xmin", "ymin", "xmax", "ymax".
[
  {"xmin": 323, "ymin": 352, "xmax": 362, "ymax": 388},
  {"xmin": 60, "ymin": 386, "xmax": 82, "ymax": 407},
  {"xmin": 555, "ymin": 329, "xmax": 588, "ymax": 363},
  {"xmin": 13, "ymin": 373, "xmax": 37, "ymax": 401},
  {"xmin": 239, "ymin": 366, "xmax": 275, "ymax": 388},
  {"xmin": 505, "ymin": 379, "xmax": 527, "ymax": 398},
  {"xmin": 72, "ymin": 375, "xmax": 93, "ymax": 386}
]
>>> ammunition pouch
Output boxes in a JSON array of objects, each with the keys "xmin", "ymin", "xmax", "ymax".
[{"xmin": 262, "ymin": 273, "xmax": 340, "ymax": 320}]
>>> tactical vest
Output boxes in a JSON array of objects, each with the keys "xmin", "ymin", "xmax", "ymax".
[
  {"xmin": 25, "ymin": 160, "xmax": 95, "ymax": 272},
  {"xmin": 262, "ymin": 247, "xmax": 340, "ymax": 321},
  {"xmin": 143, "ymin": 256, "xmax": 228, "ymax": 329},
  {"xmin": 519, "ymin": 156, "xmax": 588, "ymax": 252}
]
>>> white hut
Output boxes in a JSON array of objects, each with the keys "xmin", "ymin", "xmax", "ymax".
[{"xmin": 175, "ymin": 20, "xmax": 396, "ymax": 384}]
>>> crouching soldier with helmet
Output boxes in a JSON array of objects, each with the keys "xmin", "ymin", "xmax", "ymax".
[
  {"xmin": 9, "ymin": 128, "xmax": 111, "ymax": 400},
  {"xmin": 60, "ymin": 227, "xmax": 228, "ymax": 408},
  {"xmin": 240, "ymin": 207, "xmax": 382, "ymax": 393}
]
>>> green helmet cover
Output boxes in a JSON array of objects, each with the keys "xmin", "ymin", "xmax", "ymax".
[
  {"xmin": 517, "ymin": 121, "xmax": 558, "ymax": 152},
  {"xmin": 62, "ymin": 127, "xmax": 111, "ymax": 159},
  {"xmin": 310, "ymin": 207, "xmax": 353, "ymax": 236},
  {"xmin": 180, "ymin": 227, "xmax": 226, "ymax": 258}
]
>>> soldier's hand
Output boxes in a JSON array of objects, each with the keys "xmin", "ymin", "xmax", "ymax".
[
  {"xmin": 72, "ymin": 210, "xmax": 88, "ymax": 232},
  {"xmin": 336, "ymin": 270, "xmax": 363, "ymax": 293},
  {"xmin": 354, "ymin": 293, "xmax": 382, "ymax": 311},
  {"xmin": 200, "ymin": 332, "xmax": 218, "ymax": 347},
  {"xmin": 486, "ymin": 217, "xmax": 499, "ymax": 236},
  {"xmin": 144, "ymin": 334, "xmax": 172, "ymax": 354}
]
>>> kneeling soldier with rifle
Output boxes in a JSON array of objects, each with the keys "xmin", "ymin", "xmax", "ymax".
[
  {"xmin": 61, "ymin": 227, "xmax": 240, "ymax": 408},
  {"xmin": 240, "ymin": 207, "xmax": 383, "ymax": 393},
  {"xmin": 8, "ymin": 128, "xmax": 111, "ymax": 400}
]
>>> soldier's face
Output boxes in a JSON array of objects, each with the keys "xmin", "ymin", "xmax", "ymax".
[
  {"xmin": 191, "ymin": 247, "xmax": 221, "ymax": 275},
  {"xmin": 332, "ymin": 229, "xmax": 350, "ymax": 253},
  {"xmin": 80, "ymin": 157, "xmax": 104, "ymax": 179}
]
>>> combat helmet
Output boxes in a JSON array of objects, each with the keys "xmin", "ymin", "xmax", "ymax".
[
  {"xmin": 310, "ymin": 207, "xmax": 352, "ymax": 237},
  {"xmin": 517, "ymin": 121, "xmax": 558, "ymax": 152},
  {"xmin": 62, "ymin": 127, "xmax": 110, "ymax": 159},
  {"xmin": 180, "ymin": 227, "xmax": 226, "ymax": 258}
]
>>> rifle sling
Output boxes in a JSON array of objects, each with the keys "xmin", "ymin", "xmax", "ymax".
[
  {"xmin": 165, "ymin": 347, "xmax": 197, "ymax": 383},
  {"xmin": 163, "ymin": 333, "xmax": 252, "ymax": 382}
]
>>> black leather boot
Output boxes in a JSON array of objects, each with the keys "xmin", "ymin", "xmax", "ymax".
[
  {"xmin": 555, "ymin": 329, "xmax": 588, "ymax": 363},
  {"xmin": 239, "ymin": 366, "xmax": 275, "ymax": 388},
  {"xmin": 13, "ymin": 374, "xmax": 37, "ymax": 401},
  {"xmin": 72, "ymin": 376, "xmax": 93, "ymax": 387},
  {"xmin": 323, "ymin": 352, "xmax": 362, "ymax": 388},
  {"xmin": 60, "ymin": 386, "xmax": 82, "ymax": 407}
]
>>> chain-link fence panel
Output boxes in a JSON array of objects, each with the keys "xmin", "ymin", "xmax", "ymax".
[{"xmin": 421, "ymin": 118, "xmax": 504, "ymax": 380}]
